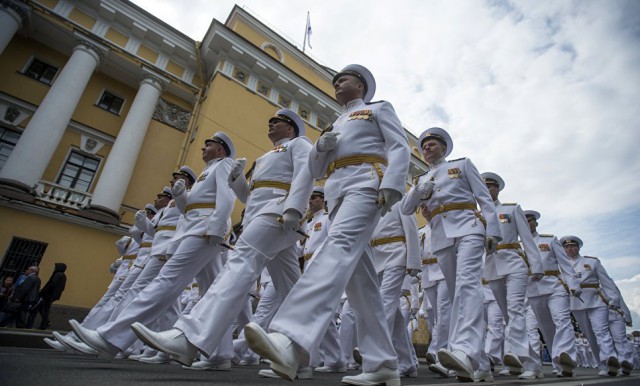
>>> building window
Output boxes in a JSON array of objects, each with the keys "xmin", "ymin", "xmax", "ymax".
[
  {"xmin": 0, "ymin": 237, "xmax": 48, "ymax": 282},
  {"xmin": 56, "ymin": 150, "xmax": 100, "ymax": 192},
  {"xmin": 23, "ymin": 58, "xmax": 58, "ymax": 85},
  {"xmin": 0, "ymin": 127, "xmax": 21, "ymax": 172},
  {"xmin": 97, "ymin": 91, "xmax": 124, "ymax": 115}
]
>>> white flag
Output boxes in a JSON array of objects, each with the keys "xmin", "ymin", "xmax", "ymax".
[{"xmin": 305, "ymin": 12, "xmax": 312, "ymax": 50}]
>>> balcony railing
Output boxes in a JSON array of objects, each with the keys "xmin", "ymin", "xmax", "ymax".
[{"xmin": 34, "ymin": 180, "xmax": 91, "ymax": 210}]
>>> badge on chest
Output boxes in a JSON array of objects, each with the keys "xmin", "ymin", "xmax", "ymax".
[
  {"xmin": 538, "ymin": 243, "xmax": 550, "ymax": 252},
  {"xmin": 448, "ymin": 168, "xmax": 462, "ymax": 178},
  {"xmin": 197, "ymin": 172, "xmax": 208, "ymax": 182},
  {"xmin": 272, "ymin": 144, "xmax": 288, "ymax": 153},
  {"xmin": 499, "ymin": 213, "xmax": 512, "ymax": 223},
  {"xmin": 348, "ymin": 110, "xmax": 373, "ymax": 121}
]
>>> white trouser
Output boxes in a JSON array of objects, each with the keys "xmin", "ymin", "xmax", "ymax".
[
  {"xmin": 489, "ymin": 272, "xmax": 532, "ymax": 361},
  {"xmin": 81, "ymin": 275, "xmax": 126, "ymax": 329},
  {"xmin": 436, "ymin": 234, "xmax": 486, "ymax": 369},
  {"xmin": 311, "ymin": 309, "xmax": 343, "ymax": 367},
  {"xmin": 175, "ymin": 215, "xmax": 301, "ymax": 357},
  {"xmin": 107, "ymin": 256, "xmax": 167, "ymax": 323},
  {"xmin": 609, "ymin": 309, "xmax": 635, "ymax": 364},
  {"xmin": 425, "ymin": 279, "xmax": 451, "ymax": 357},
  {"xmin": 584, "ymin": 341, "xmax": 598, "ymax": 367},
  {"xmin": 339, "ymin": 299, "xmax": 357, "ymax": 365},
  {"xmin": 235, "ymin": 281, "xmax": 279, "ymax": 362},
  {"xmin": 572, "ymin": 307, "xmax": 616, "ymax": 370},
  {"xmin": 484, "ymin": 300, "xmax": 504, "ymax": 364},
  {"xmin": 399, "ymin": 296, "xmax": 419, "ymax": 368},
  {"xmin": 379, "ymin": 266, "xmax": 414, "ymax": 373},
  {"xmin": 231, "ymin": 295, "xmax": 253, "ymax": 339},
  {"xmin": 87, "ymin": 265, "xmax": 144, "ymax": 328},
  {"xmin": 575, "ymin": 341, "xmax": 587, "ymax": 366},
  {"xmin": 528, "ymin": 291, "xmax": 576, "ymax": 364},
  {"xmin": 97, "ymin": 236, "xmax": 226, "ymax": 353},
  {"xmin": 269, "ymin": 189, "xmax": 397, "ymax": 373},
  {"xmin": 525, "ymin": 305, "xmax": 542, "ymax": 371}
]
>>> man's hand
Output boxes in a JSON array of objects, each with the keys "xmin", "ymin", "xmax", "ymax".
[
  {"xmin": 282, "ymin": 209, "xmax": 302, "ymax": 232},
  {"xmin": 485, "ymin": 236, "xmax": 498, "ymax": 255},
  {"xmin": 229, "ymin": 158, "xmax": 247, "ymax": 183},
  {"xmin": 417, "ymin": 180, "xmax": 435, "ymax": 198},
  {"xmin": 205, "ymin": 235, "xmax": 223, "ymax": 246},
  {"xmin": 571, "ymin": 289, "xmax": 582, "ymax": 298},
  {"xmin": 316, "ymin": 132, "xmax": 340, "ymax": 152},
  {"xmin": 378, "ymin": 188, "xmax": 402, "ymax": 216},
  {"xmin": 407, "ymin": 269, "xmax": 421, "ymax": 277},
  {"xmin": 172, "ymin": 179, "xmax": 186, "ymax": 197},
  {"xmin": 134, "ymin": 209, "xmax": 147, "ymax": 223}
]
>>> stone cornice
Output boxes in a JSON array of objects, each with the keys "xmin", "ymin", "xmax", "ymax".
[{"xmin": 1, "ymin": 0, "xmax": 30, "ymax": 26}]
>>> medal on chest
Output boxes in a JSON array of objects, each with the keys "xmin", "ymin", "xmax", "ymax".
[
  {"xmin": 538, "ymin": 243, "xmax": 550, "ymax": 252},
  {"xmin": 499, "ymin": 213, "xmax": 512, "ymax": 223},
  {"xmin": 197, "ymin": 172, "xmax": 208, "ymax": 182},
  {"xmin": 272, "ymin": 144, "xmax": 288, "ymax": 153},
  {"xmin": 347, "ymin": 109, "xmax": 373, "ymax": 121},
  {"xmin": 448, "ymin": 167, "xmax": 462, "ymax": 179}
]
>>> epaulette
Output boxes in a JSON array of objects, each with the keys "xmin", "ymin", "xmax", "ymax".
[
  {"xmin": 412, "ymin": 171, "xmax": 429, "ymax": 185},
  {"xmin": 584, "ymin": 256, "xmax": 599, "ymax": 260},
  {"xmin": 448, "ymin": 157, "xmax": 466, "ymax": 162},
  {"xmin": 539, "ymin": 234, "xmax": 554, "ymax": 237},
  {"xmin": 365, "ymin": 100, "xmax": 385, "ymax": 105},
  {"xmin": 502, "ymin": 203, "xmax": 517, "ymax": 206}
]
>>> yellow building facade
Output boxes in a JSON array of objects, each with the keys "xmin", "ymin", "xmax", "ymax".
[{"xmin": 0, "ymin": 0, "xmax": 427, "ymax": 313}]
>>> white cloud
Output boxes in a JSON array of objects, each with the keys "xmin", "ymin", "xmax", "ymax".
[{"xmin": 616, "ymin": 274, "xmax": 640, "ymax": 330}]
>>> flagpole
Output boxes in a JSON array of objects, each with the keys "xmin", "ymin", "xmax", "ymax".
[{"xmin": 303, "ymin": 11, "xmax": 309, "ymax": 53}]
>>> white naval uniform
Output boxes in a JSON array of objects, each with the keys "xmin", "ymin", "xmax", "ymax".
[
  {"xmin": 400, "ymin": 157, "xmax": 501, "ymax": 369},
  {"xmin": 339, "ymin": 298, "xmax": 358, "ymax": 366},
  {"xmin": 95, "ymin": 221, "xmax": 157, "ymax": 326},
  {"xmin": 234, "ymin": 269, "xmax": 278, "ymax": 363},
  {"xmin": 109, "ymin": 202, "xmax": 184, "ymax": 334},
  {"xmin": 569, "ymin": 254, "xmax": 619, "ymax": 370},
  {"xmin": 302, "ymin": 210, "xmax": 330, "ymax": 268},
  {"xmin": 106, "ymin": 204, "xmax": 181, "ymax": 321},
  {"xmin": 420, "ymin": 224, "xmax": 452, "ymax": 360},
  {"xmin": 526, "ymin": 233, "xmax": 579, "ymax": 366},
  {"xmin": 303, "ymin": 210, "xmax": 343, "ymax": 368},
  {"xmin": 174, "ymin": 136, "xmax": 313, "ymax": 357},
  {"xmin": 269, "ymin": 98, "xmax": 410, "ymax": 372},
  {"xmin": 484, "ymin": 201, "xmax": 543, "ymax": 369},
  {"xmin": 609, "ymin": 287, "xmax": 635, "ymax": 367},
  {"xmin": 525, "ymin": 303, "xmax": 542, "ymax": 368},
  {"xmin": 95, "ymin": 157, "xmax": 235, "ymax": 354},
  {"xmin": 81, "ymin": 233, "xmax": 143, "ymax": 329},
  {"xmin": 370, "ymin": 203, "xmax": 421, "ymax": 373},
  {"xmin": 82, "ymin": 240, "xmax": 139, "ymax": 329},
  {"xmin": 483, "ymin": 281, "xmax": 504, "ymax": 365}
]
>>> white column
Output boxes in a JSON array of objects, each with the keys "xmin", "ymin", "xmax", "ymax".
[
  {"xmin": 0, "ymin": 0, "xmax": 28, "ymax": 55},
  {"xmin": 0, "ymin": 40, "xmax": 104, "ymax": 191},
  {"xmin": 88, "ymin": 73, "xmax": 166, "ymax": 218}
]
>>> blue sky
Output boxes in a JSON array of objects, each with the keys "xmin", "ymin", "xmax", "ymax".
[{"xmin": 130, "ymin": 0, "xmax": 640, "ymax": 329}]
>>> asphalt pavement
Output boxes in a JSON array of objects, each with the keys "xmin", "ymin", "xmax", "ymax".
[{"xmin": 1, "ymin": 344, "xmax": 638, "ymax": 386}]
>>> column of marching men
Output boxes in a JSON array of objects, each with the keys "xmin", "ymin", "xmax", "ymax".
[{"xmin": 43, "ymin": 63, "xmax": 638, "ymax": 385}]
